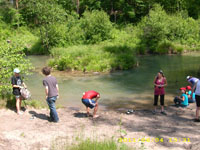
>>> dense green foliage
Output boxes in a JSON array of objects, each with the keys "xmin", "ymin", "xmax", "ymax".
[
  {"xmin": 0, "ymin": 36, "xmax": 33, "ymax": 94},
  {"xmin": 137, "ymin": 4, "xmax": 200, "ymax": 54},
  {"xmin": 0, "ymin": 0, "xmax": 200, "ymax": 75}
]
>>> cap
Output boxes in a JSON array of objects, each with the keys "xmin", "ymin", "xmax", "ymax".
[
  {"xmin": 13, "ymin": 68, "xmax": 20, "ymax": 73},
  {"xmin": 186, "ymin": 76, "xmax": 190, "ymax": 80},
  {"xmin": 186, "ymin": 86, "xmax": 192, "ymax": 90},
  {"xmin": 180, "ymin": 87, "xmax": 186, "ymax": 91}
]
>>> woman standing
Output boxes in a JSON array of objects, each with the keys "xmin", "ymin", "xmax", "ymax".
[
  {"xmin": 192, "ymin": 80, "xmax": 200, "ymax": 122},
  {"xmin": 153, "ymin": 70, "xmax": 167, "ymax": 115}
]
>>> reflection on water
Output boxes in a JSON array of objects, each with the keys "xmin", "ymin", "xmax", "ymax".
[{"xmin": 26, "ymin": 54, "xmax": 200, "ymax": 110}]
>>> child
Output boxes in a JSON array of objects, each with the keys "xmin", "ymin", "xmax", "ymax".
[
  {"xmin": 11, "ymin": 68, "xmax": 27, "ymax": 115},
  {"xmin": 186, "ymin": 85, "xmax": 195, "ymax": 103},
  {"xmin": 82, "ymin": 90, "xmax": 100, "ymax": 118},
  {"xmin": 174, "ymin": 87, "xmax": 189, "ymax": 107},
  {"xmin": 42, "ymin": 67, "xmax": 59, "ymax": 123}
]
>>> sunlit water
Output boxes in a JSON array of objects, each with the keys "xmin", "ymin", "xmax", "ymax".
[{"xmin": 26, "ymin": 53, "xmax": 200, "ymax": 111}]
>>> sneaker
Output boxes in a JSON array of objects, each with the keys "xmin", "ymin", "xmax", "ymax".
[
  {"xmin": 152, "ymin": 110, "xmax": 157, "ymax": 115},
  {"xmin": 161, "ymin": 111, "xmax": 167, "ymax": 115}
]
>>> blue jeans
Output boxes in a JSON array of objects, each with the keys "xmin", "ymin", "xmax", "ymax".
[{"xmin": 46, "ymin": 96, "xmax": 59, "ymax": 122}]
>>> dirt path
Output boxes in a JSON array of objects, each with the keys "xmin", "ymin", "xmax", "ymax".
[{"xmin": 0, "ymin": 104, "xmax": 200, "ymax": 150}]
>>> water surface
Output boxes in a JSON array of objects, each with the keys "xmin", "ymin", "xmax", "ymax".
[{"xmin": 26, "ymin": 53, "xmax": 200, "ymax": 111}]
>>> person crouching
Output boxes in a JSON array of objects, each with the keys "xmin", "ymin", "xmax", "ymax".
[
  {"xmin": 174, "ymin": 87, "xmax": 189, "ymax": 107},
  {"xmin": 82, "ymin": 90, "xmax": 100, "ymax": 118}
]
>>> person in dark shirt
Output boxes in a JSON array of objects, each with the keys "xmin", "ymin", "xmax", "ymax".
[
  {"xmin": 82, "ymin": 90, "xmax": 100, "ymax": 118},
  {"xmin": 11, "ymin": 68, "xmax": 27, "ymax": 115},
  {"xmin": 42, "ymin": 67, "xmax": 59, "ymax": 122}
]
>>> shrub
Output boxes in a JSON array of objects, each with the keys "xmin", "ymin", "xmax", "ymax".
[
  {"xmin": 49, "ymin": 43, "xmax": 135, "ymax": 72},
  {"xmin": 80, "ymin": 10, "xmax": 113, "ymax": 44},
  {"xmin": 0, "ymin": 37, "xmax": 33, "ymax": 95},
  {"xmin": 138, "ymin": 4, "xmax": 200, "ymax": 54}
]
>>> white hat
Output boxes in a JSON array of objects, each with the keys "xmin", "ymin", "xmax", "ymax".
[
  {"xmin": 14, "ymin": 68, "xmax": 20, "ymax": 73},
  {"xmin": 186, "ymin": 76, "xmax": 190, "ymax": 80}
]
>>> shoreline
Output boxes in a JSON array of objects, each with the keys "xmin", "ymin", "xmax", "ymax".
[
  {"xmin": 0, "ymin": 103, "xmax": 200, "ymax": 150},
  {"xmin": 30, "ymin": 51, "xmax": 200, "ymax": 77}
]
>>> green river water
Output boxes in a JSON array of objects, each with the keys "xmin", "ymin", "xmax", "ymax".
[{"xmin": 26, "ymin": 53, "xmax": 200, "ymax": 111}]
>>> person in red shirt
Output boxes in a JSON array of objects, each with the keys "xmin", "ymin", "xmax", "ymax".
[{"xmin": 82, "ymin": 90, "xmax": 100, "ymax": 118}]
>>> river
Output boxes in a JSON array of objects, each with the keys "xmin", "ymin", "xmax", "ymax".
[{"xmin": 26, "ymin": 53, "xmax": 200, "ymax": 111}]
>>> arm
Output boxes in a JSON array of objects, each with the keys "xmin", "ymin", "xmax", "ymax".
[
  {"xmin": 162, "ymin": 77, "xmax": 167, "ymax": 87},
  {"xmin": 191, "ymin": 82, "xmax": 197, "ymax": 99},
  {"xmin": 95, "ymin": 94, "xmax": 100, "ymax": 102},
  {"xmin": 56, "ymin": 84, "xmax": 59, "ymax": 98},
  {"xmin": 22, "ymin": 82, "xmax": 27, "ymax": 88},
  {"xmin": 45, "ymin": 86, "xmax": 48, "ymax": 99},
  {"xmin": 178, "ymin": 95, "xmax": 185, "ymax": 101}
]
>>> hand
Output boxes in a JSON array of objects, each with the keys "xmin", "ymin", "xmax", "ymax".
[
  {"xmin": 57, "ymin": 95, "xmax": 59, "ymax": 99},
  {"xmin": 19, "ymin": 86, "xmax": 23, "ymax": 89}
]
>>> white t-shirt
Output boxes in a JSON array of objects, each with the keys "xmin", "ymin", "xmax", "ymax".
[{"xmin": 195, "ymin": 81, "xmax": 200, "ymax": 96}]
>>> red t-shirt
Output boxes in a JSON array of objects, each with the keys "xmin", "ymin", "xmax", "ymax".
[{"xmin": 82, "ymin": 90, "xmax": 100, "ymax": 99}]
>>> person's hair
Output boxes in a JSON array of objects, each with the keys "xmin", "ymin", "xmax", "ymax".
[
  {"xmin": 42, "ymin": 67, "xmax": 51, "ymax": 75},
  {"xmin": 159, "ymin": 70, "xmax": 165, "ymax": 77}
]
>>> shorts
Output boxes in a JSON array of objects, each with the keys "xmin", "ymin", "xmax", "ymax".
[
  {"xmin": 82, "ymin": 99, "xmax": 96, "ymax": 109},
  {"xmin": 195, "ymin": 95, "xmax": 200, "ymax": 107},
  {"xmin": 15, "ymin": 95, "xmax": 21, "ymax": 99}
]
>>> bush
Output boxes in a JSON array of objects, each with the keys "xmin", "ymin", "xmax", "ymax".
[
  {"xmin": 0, "ymin": 34, "xmax": 33, "ymax": 94},
  {"xmin": 138, "ymin": 4, "xmax": 200, "ymax": 54},
  {"xmin": 80, "ymin": 10, "xmax": 113, "ymax": 44},
  {"xmin": 49, "ymin": 43, "xmax": 136, "ymax": 72}
]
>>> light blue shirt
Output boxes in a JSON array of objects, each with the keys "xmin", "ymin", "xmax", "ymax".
[
  {"xmin": 188, "ymin": 90, "xmax": 195, "ymax": 100},
  {"xmin": 181, "ymin": 93, "xmax": 188, "ymax": 106}
]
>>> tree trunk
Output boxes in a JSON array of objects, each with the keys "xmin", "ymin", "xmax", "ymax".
[
  {"xmin": 76, "ymin": 0, "xmax": 79, "ymax": 15},
  {"xmin": 15, "ymin": 0, "xmax": 18, "ymax": 9}
]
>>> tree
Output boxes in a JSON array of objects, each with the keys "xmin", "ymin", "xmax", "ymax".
[
  {"xmin": 20, "ymin": 0, "xmax": 66, "ymax": 51},
  {"xmin": 0, "ymin": 41, "xmax": 33, "ymax": 95}
]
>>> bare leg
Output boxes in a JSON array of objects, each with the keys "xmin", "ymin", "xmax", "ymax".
[
  {"xmin": 154, "ymin": 106, "xmax": 157, "ymax": 112},
  {"xmin": 161, "ymin": 106, "xmax": 164, "ymax": 112},
  {"xmin": 86, "ymin": 107, "xmax": 90, "ymax": 117},
  {"xmin": 93, "ymin": 102, "xmax": 99, "ymax": 118},
  {"xmin": 196, "ymin": 107, "xmax": 200, "ymax": 119},
  {"xmin": 16, "ymin": 97, "xmax": 22, "ymax": 114}
]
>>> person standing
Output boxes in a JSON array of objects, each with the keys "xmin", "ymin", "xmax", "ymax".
[
  {"xmin": 192, "ymin": 79, "xmax": 200, "ymax": 122},
  {"xmin": 42, "ymin": 67, "xmax": 59, "ymax": 122},
  {"xmin": 11, "ymin": 68, "xmax": 27, "ymax": 115},
  {"xmin": 187, "ymin": 76, "xmax": 199, "ymax": 87},
  {"xmin": 153, "ymin": 70, "xmax": 167, "ymax": 115},
  {"xmin": 82, "ymin": 90, "xmax": 100, "ymax": 118}
]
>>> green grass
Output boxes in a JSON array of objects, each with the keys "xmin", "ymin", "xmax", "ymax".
[
  {"xmin": 52, "ymin": 138, "xmax": 130, "ymax": 150},
  {"xmin": 0, "ymin": 94, "xmax": 46, "ymax": 109}
]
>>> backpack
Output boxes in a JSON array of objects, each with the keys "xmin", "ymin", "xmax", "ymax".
[{"xmin": 20, "ymin": 88, "xmax": 31, "ymax": 100}]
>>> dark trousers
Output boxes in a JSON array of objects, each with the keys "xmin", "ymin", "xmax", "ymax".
[
  {"xmin": 174, "ymin": 97, "xmax": 187, "ymax": 107},
  {"xmin": 154, "ymin": 95, "xmax": 164, "ymax": 106}
]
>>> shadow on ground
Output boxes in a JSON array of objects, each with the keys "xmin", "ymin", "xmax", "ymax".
[
  {"xmin": 73, "ymin": 112, "xmax": 88, "ymax": 118},
  {"xmin": 29, "ymin": 110, "xmax": 49, "ymax": 121}
]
